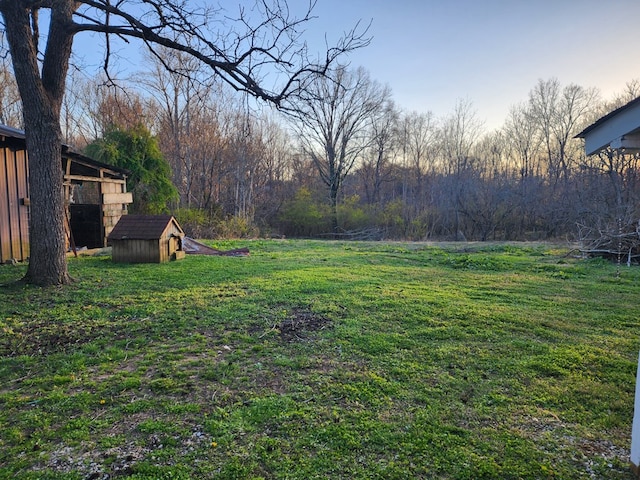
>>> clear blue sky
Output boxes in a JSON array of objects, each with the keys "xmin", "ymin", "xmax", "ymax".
[{"xmin": 306, "ymin": 0, "xmax": 640, "ymax": 129}]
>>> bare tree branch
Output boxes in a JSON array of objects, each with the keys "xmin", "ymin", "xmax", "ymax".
[{"xmin": 67, "ymin": 1, "xmax": 370, "ymax": 105}]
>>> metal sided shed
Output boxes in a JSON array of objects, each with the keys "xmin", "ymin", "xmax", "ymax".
[
  {"xmin": 0, "ymin": 124, "xmax": 133, "ymax": 263},
  {"xmin": 108, "ymin": 215, "xmax": 185, "ymax": 263},
  {"xmin": 0, "ymin": 125, "xmax": 29, "ymax": 263}
]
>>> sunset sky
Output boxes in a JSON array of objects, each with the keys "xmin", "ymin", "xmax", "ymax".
[
  {"xmin": 307, "ymin": 0, "xmax": 640, "ymax": 129},
  {"xmin": 71, "ymin": 0, "xmax": 640, "ymax": 130}
]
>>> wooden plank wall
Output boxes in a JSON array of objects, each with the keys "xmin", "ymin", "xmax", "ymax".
[
  {"xmin": 110, "ymin": 220, "xmax": 184, "ymax": 264},
  {"xmin": 0, "ymin": 145, "xmax": 29, "ymax": 263},
  {"xmin": 112, "ymin": 239, "xmax": 162, "ymax": 263},
  {"xmin": 159, "ymin": 237, "xmax": 170, "ymax": 263}
]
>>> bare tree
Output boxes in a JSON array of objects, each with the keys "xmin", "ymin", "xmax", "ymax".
[
  {"xmin": 527, "ymin": 78, "xmax": 599, "ymax": 236},
  {"xmin": 596, "ymin": 79, "xmax": 640, "ymax": 117},
  {"xmin": 362, "ymin": 98, "xmax": 398, "ymax": 206},
  {"xmin": 502, "ymin": 103, "xmax": 546, "ymax": 237},
  {"xmin": 287, "ymin": 66, "xmax": 391, "ymax": 233},
  {"xmin": 440, "ymin": 98, "xmax": 483, "ymax": 239},
  {"xmin": 0, "ymin": 0, "xmax": 368, "ymax": 285},
  {"xmin": 503, "ymin": 102, "xmax": 541, "ymax": 179},
  {"xmin": 0, "ymin": 57, "xmax": 21, "ymax": 127},
  {"xmin": 97, "ymin": 89, "xmax": 148, "ymax": 134},
  {"xmin": 553, "ymin": 83, "xmax": 599, "ymax": 181},
  {"xmin": 528, "ymin": 78, "xmax": 559, "ymax": 181},
  {"xmin": 528, "ymin": 78, "xmax": 598, "ymax": 184},
  {"xmin": 253, "ymin": 113, "xmax": 295, "ymax": 226},
  {"xmin": 397, "ymin": 110, "xmax": 439, "ymax": 221},
  {"xmin": 63, "ymin": 74, "xmax": 134, "ymax": 146},
  {"xmin": 441, "ymin": 98, "xmax": 483, "ymax": 175},
  {"xmin": 231, "ymin": 103, "xmax": 257, "ymax": 221},
  {"xmin": 138, "ymin": 47, "xmax": 216, "ymax": 207},
  {"xmin": 458, "ymin": 131, "xmax": 514, "ymax": 240}
]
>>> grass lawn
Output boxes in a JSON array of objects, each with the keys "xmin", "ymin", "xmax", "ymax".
[{"xmin": 0, "ymin": 240, "xmax": 639, "ymax": 479}]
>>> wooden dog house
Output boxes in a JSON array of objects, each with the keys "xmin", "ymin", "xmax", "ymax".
[{"xmin": 108, "ymin": 215, "xmax": 185, "ymax": 263}]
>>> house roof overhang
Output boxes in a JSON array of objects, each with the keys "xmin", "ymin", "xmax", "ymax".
[{"xmin": 576, "ymin": 96, "xmax": 640, "ymax": 155}]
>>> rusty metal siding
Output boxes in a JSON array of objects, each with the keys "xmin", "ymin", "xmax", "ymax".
[
  {"xmin": 0, "ymin": 146, "xmax": 10, "ymax": 262},
  {"xmin": 0, "ymin": 145, "xmax": 29, "ymax": 263},
  {"xmin": 14, "ymin": 148, "xmax": 29, "ymax": 260}
]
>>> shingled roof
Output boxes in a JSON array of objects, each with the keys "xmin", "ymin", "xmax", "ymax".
[
  {"xmin": 576, "ymin": 96, "xmax": 640, "ymax": 139},
  {"xmin": 108, "ymin": 215, "xmax": 184, "ymax": 240}
]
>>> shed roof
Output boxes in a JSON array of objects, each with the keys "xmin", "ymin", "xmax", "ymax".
[
  {"xmin": 108, "ymin": 215, "xmax": 184, "ymax": 241},
  {"xmin": 0, "ymin": 124, "xmax": 26, "ymax": 140},
  {"xmin": 0, "ymin": 123, "xmax": 130, "ymax": 177},
  {"xmin": 65, "ymin": 150, "xmax": 131, "ymax": 179}
]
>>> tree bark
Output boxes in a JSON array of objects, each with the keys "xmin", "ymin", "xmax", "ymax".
[
  {"xmin": 22, "ymin": 119, "xmax": 70, "ymax": 286},
  {"xmin": 1, "ymin": 1, "xmax": 76, "ymax": 285}
]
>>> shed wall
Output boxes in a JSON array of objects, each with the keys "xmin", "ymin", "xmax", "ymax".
[
  {"xmin": 0, "ymin": 145, "xmax": 29, "ymax": 262},
  {"xmin": 66, "ymin": 176, "xmax": 131, "ymax": 248}
]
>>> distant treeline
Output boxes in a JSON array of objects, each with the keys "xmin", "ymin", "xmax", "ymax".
[{"xmin": 1, "ymin": 56, "xmax": 638, "ymax": 243}]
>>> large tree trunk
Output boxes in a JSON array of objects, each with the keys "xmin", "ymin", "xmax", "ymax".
[
  {"xmin": 2, "ymin": 1, "xmax": 76, "ymax": 285},
  {"xmin": 23, "ymin": 118, "xmax": 70, "ymax": 286}
]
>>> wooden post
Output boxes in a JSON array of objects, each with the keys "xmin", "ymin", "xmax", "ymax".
[{"xmin": 631, "ymin": 351, "xmax": 640, "ymax": 477}]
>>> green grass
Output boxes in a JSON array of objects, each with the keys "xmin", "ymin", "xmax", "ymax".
[{"xmin": 0, "ymin": 240, "xmax": 638, "ymax": 479}]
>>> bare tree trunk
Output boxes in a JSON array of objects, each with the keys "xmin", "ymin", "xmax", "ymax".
[
  {"xmin": 2, "ymin": 1, "xmax": 75, "ymax": 285},
  {"xmin": 329, "ymin": 182, "xmax": 340, "ymax": 235},
  {"xmin": 287, "ymin": 66, "xmax": 389, "ymax": 237},
  {"xmin": 23, "ymin": 119, "xmax": 70, "ymax": 285}
]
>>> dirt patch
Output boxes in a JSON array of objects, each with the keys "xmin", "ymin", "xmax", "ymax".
[
  {"xmin": 0, "ymin": 317, "xmax": 152, "ymax": 356},
  {"xmin": 279, "ymin": 308, "xmax": 332, "ymax": 342},
  {"xmin": 36, "ymin": 422, "xmax": 213, "ymax": 479}
]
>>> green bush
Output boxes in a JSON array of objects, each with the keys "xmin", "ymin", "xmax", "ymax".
[
  {"xmin": 279, "ymin": 188, "xmax": 332, "ymax": 237},
  {"xmin": 337, "ymin": 195, "xmax": 371, "ymax": 232},
  {"xmin": 214, "ymin": 216, "xmax": 260, "ymax": 239},
  {"xmin": 85, "ymin": 125, "xmax": 178, "ymax": 214},
  {"xmin": 173, "ymin": 208, "xmax": 259, "ymax": 239},
  {"xmin": 172, "ymin": 208, "xmax": 213, "ymax": 238}
]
